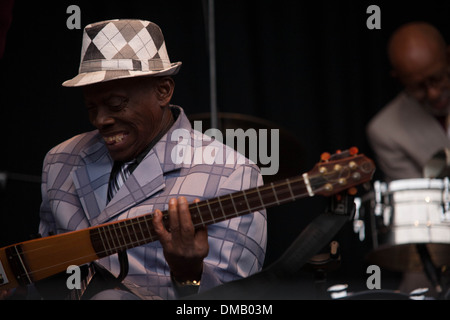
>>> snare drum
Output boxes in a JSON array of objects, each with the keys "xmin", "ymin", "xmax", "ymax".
[{"xmin": 356, "ymin": 178, "xmax": 450, "ymax": 272}]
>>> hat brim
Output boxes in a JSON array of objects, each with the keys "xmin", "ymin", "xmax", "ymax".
[{"xmin": 62, "ymin": 62, "xmax": 182, "ymax": 87}]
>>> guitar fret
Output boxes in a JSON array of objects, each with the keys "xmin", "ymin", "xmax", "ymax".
[
  {"xmin": 97, "ymin": 227, "xmax": 109, "ymax": 256},
  {"xmin": 286, "ymin": 178, "xmax": 295, "ymax": 200},
  {"xmin": 125, "ymin": 220, "xmax": 134, "ymax": 247},
  {"xmin": 143, "ymin": 216, "xmax": 154, "ymax": 242},
  {"xmin": 101, "ymin": 226, "xmax": 113, "ymax": 256},
  {"xmin": 218, "ymin": 196, "xmax": 227, "ymax": 219},
  {"xmin": 205, "ymin": 199, "xmax": 216, "ymax": 224},
  {"xmin": 116, "ymin": 223, "xmax": 126, "ymax": 251},
  {"xmin": 106, "ymin": 225, "xmax": 115, "ymax": 251},
  {"xmin": 242, "ymin": 191, "xmax": 251, "ymax": 212},
  {"xmin": 256, "ymin": 186, "xmax": 265, "ymax": 209},
  {"xmin": 195, "ymin": 202, "xmax": 204, "ymax": 225},
  {"xmin": 117, "ymin": 222, "xmax": 126, "ymax": 249},
  {"xmin": 107, "ymin": 225, "xmax": 119, "ymax": 252},
  {"xmin": 124, "ymin": 220, "xmax": 134, "ymax": 248},
  {"xmin": 136, "ymin": 217, "xmax": 146, "ymax": 245},
  {"xmin": 129, "ymin": 220, "xmax": 139, "ymax": 246},
  {"xmin": 229, "ymin": 193, "xmax": 238, "ymax": 215},
  {"xmin": 271, "ymin": 182, "xmax": 280, "ymax": 205},
  {"xmin": 193, "ymin": 202, "xmax": 201, "ymax": 219},
  {"xmin": 257, "ymin": 185, "xmax": 278, "ymax": 209}
]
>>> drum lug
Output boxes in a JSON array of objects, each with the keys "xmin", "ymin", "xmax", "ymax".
[
  {"xmin": 374, "ymin": 180, "xmax": 392, "ymax": 227},
  {"xmin": 353, "ymin": 197, "xmax": 365, "ymax": 241},
  {"xmin": 382, "ymin": 206, "xmax": 392, "ymax": 228},
  {"xmin": 442, "ymin": 177, "xmax": 450, "ymax": 222},
  {"xmin": 374, "ymin": 181, "xmax": 387, "ymax": 217}
]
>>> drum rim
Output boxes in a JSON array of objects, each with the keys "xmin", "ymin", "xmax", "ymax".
[{"xmin": 388, "ymin": 178, "xmax": 444, "ymax": 192}]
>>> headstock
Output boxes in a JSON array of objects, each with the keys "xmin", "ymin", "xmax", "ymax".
[{"xmin": 308, "ymin": 147, "xmax": 375, "ymax": 197}]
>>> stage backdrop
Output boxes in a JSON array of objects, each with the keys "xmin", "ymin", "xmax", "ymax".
[{"xmin": 1, "ymin": 0, "xmax": 449, "ymax": 294}]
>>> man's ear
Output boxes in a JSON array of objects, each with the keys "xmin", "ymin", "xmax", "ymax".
[{"xmin": 156, "ymin": 76, "xmax": 175, "ymax": 106}]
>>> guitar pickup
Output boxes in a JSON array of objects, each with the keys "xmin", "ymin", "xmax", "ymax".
[{"xmin": 0, "ymin": 258, "xmax": 9, "ymax": 286}]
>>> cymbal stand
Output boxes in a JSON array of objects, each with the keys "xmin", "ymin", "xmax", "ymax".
[{"xmin": 415, "ymin": 243, "xmax": 445, "ymax": 299}]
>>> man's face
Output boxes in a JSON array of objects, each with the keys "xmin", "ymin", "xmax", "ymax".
[
  {"xmin": 83, "ymin": 77, "xmax": 168, "ymax": 162},
  {"xmin": 396, "ymin": 50, "xmax": 450, "ymax": 116}
]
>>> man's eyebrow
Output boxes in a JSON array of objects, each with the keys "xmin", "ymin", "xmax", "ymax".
[{"xmin": 83, "ymin": 91, "xmax": 126, "ymax": 103}]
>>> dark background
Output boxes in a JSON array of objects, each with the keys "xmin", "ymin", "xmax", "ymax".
[{"xmin": 1, "ymin": 0, "xmax": 450, "ymax": 297}]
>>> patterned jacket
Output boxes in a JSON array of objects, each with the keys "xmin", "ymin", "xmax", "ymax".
[{"xmin": 39, "ymin": 106, "xmax": 267, "ymax": 299}]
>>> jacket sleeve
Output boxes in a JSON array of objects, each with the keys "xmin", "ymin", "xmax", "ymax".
[
  {"xmin": 38, "ymin": 151, "xmax": 57, "ymax": 237},
  {"xmin": 197, "ymin": 163, "xmax": 267, "ymax": 294},
  {"xmin": 366, "ymin": 123, "xmax": 423, "ymax": 182}
]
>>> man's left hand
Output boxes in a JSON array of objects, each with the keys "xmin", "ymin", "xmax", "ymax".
[{"xmin": 152, "ymin": 197, "xmax": 209, "ymax": 282}]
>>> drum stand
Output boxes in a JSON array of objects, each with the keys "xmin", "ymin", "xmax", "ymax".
[
  {"xmin": 190, "ymin": 193, "xmax": 354, "ymax": 299},
  {"xmin": 303, "ymin": 241, "xmax": 341, "ymax": 299},
  {"xmin": 303, "ymin": 193, "xmax": 356, "ymax": 299},
  {"xmin": 415, "ymin": 243, "xmax": 447, "ymax": 299}
]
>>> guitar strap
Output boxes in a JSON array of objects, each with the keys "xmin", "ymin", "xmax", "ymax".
[
  {"xmin": 117, "ymin": 250, "xmax": 129, "ymax": 282},
  {"xmin": 190, "ymin": 194, "xmax": 355, "ymax": 300},
  {"xmin": 80, "ymin": 259, "xmax": 131, "ymax": 300},
  {"xmin": 67, "ymin": 250, "xmax": 129, "ymax": 300}
]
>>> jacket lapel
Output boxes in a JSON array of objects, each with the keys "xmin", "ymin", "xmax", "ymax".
[
  {"xmin": 93, "ymin": 149, "xmax": 167, "ymax": 225},
  {"xmin": 72, "ymin": 138, "xmax": 113, "ymax": 226}
]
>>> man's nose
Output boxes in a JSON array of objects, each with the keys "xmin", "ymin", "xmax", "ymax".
[
  {"xmin": 93, "ymin": 107, "xmax": 115, "ymax": 129},
  {"xmin": 426, "ymin": 85, "xmax": 441, "ymax": 102}
]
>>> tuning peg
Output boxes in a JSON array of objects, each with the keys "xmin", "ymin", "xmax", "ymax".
[
  {"xmin": 321, "ymin": 152, "xmax": 331, "ymax": 162},
  {"xmin": 349, "ymin": 146, "xmax": 359, "ymax": 156}
]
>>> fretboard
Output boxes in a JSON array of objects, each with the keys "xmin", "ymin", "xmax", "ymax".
[{"xmin": 90, "ymin": 175, "xmax": 312, "ymax": 258}]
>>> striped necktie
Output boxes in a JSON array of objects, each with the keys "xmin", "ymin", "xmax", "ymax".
[{"xmin": 107, "ymin": 160, "xmax": 135, "ymax": 202}]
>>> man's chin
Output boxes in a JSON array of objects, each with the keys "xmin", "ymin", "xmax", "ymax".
[{"xmin": 423, "ymin": 100, "xmax": 450, "ymax": 117}]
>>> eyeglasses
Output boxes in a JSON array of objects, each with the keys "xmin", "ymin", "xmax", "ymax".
[{"xmin": 405, "ymin": 67, "xmax": 450, "ymax": 100}]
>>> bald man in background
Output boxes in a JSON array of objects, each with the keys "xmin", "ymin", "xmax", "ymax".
[
  {"xmin": 367, "ymin": 22, "xmax": 450, "ymax": 182},
  {"xmin": 366, "ymin": 22, "xmax": 450, "ymax": 297}
]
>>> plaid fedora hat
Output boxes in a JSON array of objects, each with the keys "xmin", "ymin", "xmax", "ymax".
[{"xmin": 63, "ymin": 19, "xmax": 182, "ymax": 87}]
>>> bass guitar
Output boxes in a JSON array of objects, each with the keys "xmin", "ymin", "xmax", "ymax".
[{"xmin": 0, "ymin": 147, "xmax": 375, "ymax": 296}]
